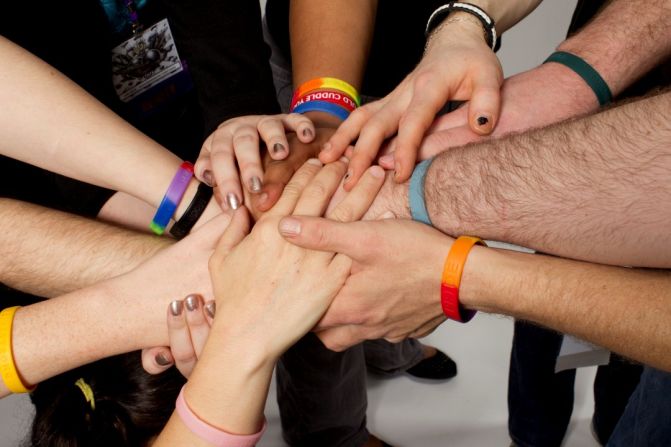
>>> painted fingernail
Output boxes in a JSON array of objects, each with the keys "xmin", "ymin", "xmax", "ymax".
[
  {"xmin": 477, "ymin": 116, "xmax": 489, "ymax": 126},
  {"xmin": 369, "ymin": 166, "xmax": 385, "ymax": 178},
  {"xmin": 202, "ymin": 170, "xmax": 214, "ymax": 187},
  {"xmin": 185, "ymin": 294, "xmax": 200, "ymax": 311},
  {"xmin": 273, "ymin": 143, "xmax": 286, "ymax": 154},
  {"xmin": 226, "ymin": 192, "xmax": 240, "ymax": 210},
  {"xmin": 303, "ymin": 127, "xmax": 314, "ymax": 138},
  {"xmin": 379, "ymin": 154, "xmax": 394, "ymax": 166},
  {"xmin": 249, "ymin": 176, "xmax": 263, "ymax": 193},
  {"xmin": 170, "ymin": 300, "xmax": 183, "ymax": 316},
  {"xmin": 344, "ymin": 170, "xmax": 352, "ymax": 182},
  {"xmin": 279, "ymin": 217, "xmax": 301, "ymax": 236},
  {"xmin": 205, "ymin": 301, "xmax": 216, "ymax": 319},
  {"xmin": 321, "ymin": 142, "xmax": 331, "ymax": 152},
  {"xmin": 155, "ymin": 352, "xmax": 172, "ymax": 366}
]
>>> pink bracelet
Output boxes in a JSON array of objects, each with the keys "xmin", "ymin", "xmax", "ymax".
[{"xmin": 176, "ymin": 387, "xmax": 266, "ymax": 447}]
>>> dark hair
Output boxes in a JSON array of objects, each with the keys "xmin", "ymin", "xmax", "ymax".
[{"xmin": 28, "ymin": 351, "xmax": 185, "ymax": 447}]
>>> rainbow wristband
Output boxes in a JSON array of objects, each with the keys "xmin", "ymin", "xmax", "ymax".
[
  {"xmin": 292, "ymin": 77, "xmax": 361, "ymax": 107},
  {"xmin": 544, "ymin": 51, "xmax": 612, "ymax": 106},
  {"xmin": 0, "ymin": 306, "xmax": 34, "ymax": 393},
  {"xmin": 292, "ymin": 100, "xmax": 351, "ymax": 121},
  {"xmin": 292, "ymin": 90, "xmax": 357, "ymax": 113},
  {"xmin": 150, "ymin": 162, "xmax": 194, "ymax": 235},
  {"xmin": 176, "ymin": 387, "xmax": 266, "ymax": 447},
  {"xmin": 409, "ymin": 158, "xmax": 435, "ymax": 226}
]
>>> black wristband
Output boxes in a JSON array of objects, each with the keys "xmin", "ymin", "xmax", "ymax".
[
  {"xmin": 425, "ymin": 2, "xmax": 501, "ymax": 52},
  {"xmin": 169, "ymin": 182, "xmax": 213, "ymax": 240}
]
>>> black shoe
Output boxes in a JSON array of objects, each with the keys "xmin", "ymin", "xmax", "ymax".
[{"xmin": 405, "ymin": 349, "xmax": 457, "ymax": 380}]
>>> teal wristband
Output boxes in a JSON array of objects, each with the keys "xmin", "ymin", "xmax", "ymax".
[
  {"xmin": 409, "ymin": 158, "xmax": 434, "ymax": 226},
  {"xmin": 544, "ymin": 51, "xmax": 612, "ymax": 106}
]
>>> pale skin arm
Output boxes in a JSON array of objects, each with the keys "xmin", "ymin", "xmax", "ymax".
[
  {"xmin": 0, "ymin": 198, "xmax": 169, "ymax": 297},
  {"xmin": 376, "ymin": 90, "xmax": 671, "ymax": 267},
  {"xmin": 0, "ymin": 36, "xmax": 218, "ymax": 228}
]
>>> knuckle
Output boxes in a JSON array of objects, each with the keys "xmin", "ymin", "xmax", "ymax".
[
  {"xmin": 329, "ymin": 206, "xmax": 354, "ymax": 223},
  {"xmin": 413, "ymin": 71, "xmax": 436, "ymax": 91},
  {"xmin": 233, "ymin": 132, "xmax": 258, "ymax": 146}
]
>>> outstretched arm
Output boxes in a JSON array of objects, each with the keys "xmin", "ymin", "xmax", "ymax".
[{"xmin": 376, "ymin": 90, "xmax": 671, "ymax": 267}]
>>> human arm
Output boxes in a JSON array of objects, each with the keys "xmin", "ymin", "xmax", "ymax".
[
  {"xmin": 371, "ymin": 89, "xmax": 671, "ymax": 267},
  {"xmin": 0, "ymin": 36, "xmax": 218, "ymax": 229},
  {"xmin": 418, "ymin": 0, "xmax": 671, "ymax": 156},
  {"xmin": 322, "ymin": 0, "xmax": 542, "ymax": 187},
  {"xmin": 279, "ymin": 217, "xmax": 671, "ymax": 372}
]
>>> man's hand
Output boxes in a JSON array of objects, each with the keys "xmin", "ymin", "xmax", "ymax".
[
  {"xmin": 279, "ymin": 217, "xmax": 453, "ymax": 351},
  {"xmin": 406, "ymin": 63, "xmax": 599, "ymax": 160}
]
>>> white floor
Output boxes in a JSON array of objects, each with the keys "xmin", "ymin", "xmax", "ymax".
[{"xmin": 0, "ymin": 314, "xmax": 601, "ymax": 447}]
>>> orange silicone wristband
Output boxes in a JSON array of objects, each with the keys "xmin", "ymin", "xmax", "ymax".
[{"xmin": 441, "ymin": 236, "xmax": 486, "ymax": 322}]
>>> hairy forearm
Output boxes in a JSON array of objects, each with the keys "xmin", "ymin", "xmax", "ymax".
[
  {"xmin": 461, "ymin": 246, "xmax": 671, "ymax": 371},
  {"xmin": 423, "ymin": 90, "xmax": 671, "ymax": 267},
  {"xmin": 558, "ymin": 0, "xmax": 671, "ymax": 96},
  {"xmin": 0, "ymin": 198, "xmax": 168, "ymax": 297}
]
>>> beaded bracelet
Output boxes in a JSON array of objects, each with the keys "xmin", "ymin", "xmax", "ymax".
[
  {"xmin": 441, "ymin": 236, "xmax": 487, "ymax": 323},
  {"xmin": 0, "ymin": 306, "xmax": 34, "ymax": 393},
  {"xmin": 150, "ymin": 162, "xmax": 194, "ymax": 236}
]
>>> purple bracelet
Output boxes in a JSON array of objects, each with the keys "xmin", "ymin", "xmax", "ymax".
[{"xmin": 150, "ymin": 162, "xmax": 194, "ymax": 235}]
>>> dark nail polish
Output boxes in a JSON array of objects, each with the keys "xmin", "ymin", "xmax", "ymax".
[
  {"xmin": 273, "ymin": 143, "xmax": 285, "ymax": 154},
  {"xmin": 205, "ymin": 302, "xmax": 216, "ymax": 319},
  {"xmin": 202, "ymin": 170, "xmax": 214, "ymax": 187},
  {"xmin": 303, "ymin": 128, "xmax": 313, "ymax": 138},
  {"xmin": 170, "ymin": 300, "xmax": 183, "ymax": 316},
  {"xmin": 155, "ymin": 352, "xmax": 172, "ymax": 366},
  {"xmin": 477, "ymin": 116, "xmax": 489, "ymax": 126},
  {"xmin": 185, "ymin": 294, "xmax": 200, "ymax": 311}
]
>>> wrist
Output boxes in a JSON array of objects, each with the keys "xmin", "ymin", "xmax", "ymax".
[
  {"xmin": 429, "ymin": 11, "xmax": 488, "ymax": 48},
  {"xmin": 303, "ymin": 111, "xmax": 344, "ymax": 129}
]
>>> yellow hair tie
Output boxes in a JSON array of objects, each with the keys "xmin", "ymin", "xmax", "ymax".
[{"xmin": 75, "ymin": 378, "xmax": 96, "ymax": 411}]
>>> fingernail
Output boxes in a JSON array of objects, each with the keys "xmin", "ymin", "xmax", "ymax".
[
  {"xmin": 321, "ymin": 142, "xmax": 331, "ymax": 152},
  {"xmin": 339, "ymin": 156, "xmax": 349, "ymax": 163},
  {"xmin": 205, "ymin": 301, "xmax": 216, "ymax": 319},
  {"xmin": 279, "ymin": 217, "xmax": 301, "ymax": 236},
  {"xmin": 273, "ymin": 143, "xmax": 286, "ymax": 154},
  {"xmin": 155, "ymin": 352, "xmax": 172, "ymax": 366},
  {"xmin": 379, "ymin": 154, "xmax": 394, "ymax": 166},
  {"xmin": 170, "ymin": 300, "xmax": 183, "ymax": 316},
  {"xmin": 380, "ymin": 211, "xmax": 396, "ymax": 219},
  {"xmin": 202, "ymin": 170, "xmax": 214, "ymax": 187},
  {"xmin": 344, "ymin": 170, "xmax": 352, "ymax": 182},
  {"xmin": 477, "ymin": 116, "xmax": 489, "ymax": 126},
  {"xmin": 226, "ymin": 192, "xmax": 240, "ymax": 210},
  {"xmin": 307, "ymin": 158, "xmax": 322, "ymax": 166},
  {"xmin": 185, "ymin": 294, "xmax": 200, "ymax": 311},
  {"xmin": 394, "ymin": 161, "xmax": 401, "ymax": 179},
  {"xmin": 369, "ymin": 166, "xmax": 385, "ymax": 178},
  {"xmin": 303, "ymin": 128, "xmax": 314, "ymax": 138},
  {"xmin": 249, "ymin": 176, "xmax": 262, "ymax": 193}
]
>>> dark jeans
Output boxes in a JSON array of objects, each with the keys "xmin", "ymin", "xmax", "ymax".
[
  {"xmin": 607, "ymin": 367, "xmax": 671, "ymax": 446},
  {"xmin": 508, "ymin": 321, "xmax": 643, "ymax": 447}
]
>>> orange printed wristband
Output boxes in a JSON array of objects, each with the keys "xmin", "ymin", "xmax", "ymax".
[{"xmin": 441, "ymin": 236, "xmax": 487, "ymax": 323}]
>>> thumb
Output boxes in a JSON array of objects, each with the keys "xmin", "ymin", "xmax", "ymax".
[
  {"xmin": 185, "ymin": 212, "xmax": 233, "ymax": 250},
  {"xmin": 418, "ymin": 125, "xmax": 484, "ymax": 159},
  {"xmin": 467, "ymin": 71, "xmax": 502, "ymax": 135},
  {"xmin": 278, "ymin": 216, "xmax": 368, "ymax": 260},
  {"xmin": 214, "ymin": 207, "xmax": 250, "ymax": 255}
]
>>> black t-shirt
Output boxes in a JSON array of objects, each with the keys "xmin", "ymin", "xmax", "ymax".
[{"xmin": 1, "ymin": 0, "xmax": 279, "ymax": 217}]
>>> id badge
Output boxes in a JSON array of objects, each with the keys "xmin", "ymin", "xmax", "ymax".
[{"xmin": 111, "ymin": 18, "xmax": 185, "ymax": 103}]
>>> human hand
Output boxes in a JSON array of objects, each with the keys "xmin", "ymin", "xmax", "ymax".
[
  {"xmin": 250, "ymin": 127, "xmax": 337, "ymax": 216},
  {"xmin": 403, "ymin": 63, "xmax": 599, "ymax": 162},
  {"xmin": 321, "ymin": 16, "xmax": 503, "ymax": 188},
  {"xmin": 208, "ymin": 158, "xmax": 385, "ymax": 358},
  {"xmin": 280, "ymin": 217, "xmax": 454, "ymax": 351},
  {"xmin": 194, "ymin": 114, "xmax": 316, "ymax": 211},
  {"xmin": 141, "ymin": 294, "xmax": 216, "ymax": 377}
]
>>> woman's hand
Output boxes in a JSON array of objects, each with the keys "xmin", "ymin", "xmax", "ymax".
[
  {"xmin": 321, "ymin": 15, "xmax": 503, "ymax": 188},
  {"xmin": 194, "ymin": 114, "xmax": 315, "ymax": 211},
  {"xmin": 208, "ymin": 158, "xmax": 386, "ymax": 358}
]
